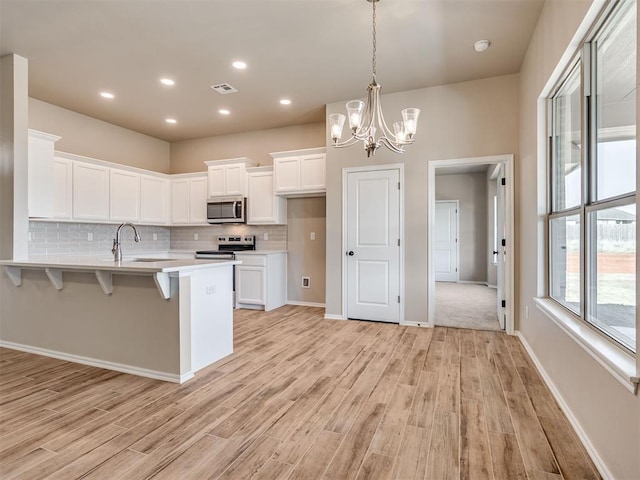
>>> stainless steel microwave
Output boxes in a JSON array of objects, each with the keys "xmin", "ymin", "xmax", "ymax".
[{"xmin": 206, "ymin": 196, "xmax": 246, "ymax": 224}]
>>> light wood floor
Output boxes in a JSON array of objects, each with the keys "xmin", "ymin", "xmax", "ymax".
[{"xmin": 0, "ymin": 305, "xmax": 601, "ymax": 480}]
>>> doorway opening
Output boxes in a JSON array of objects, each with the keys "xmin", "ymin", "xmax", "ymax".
[{"xmin": 427, "ymin": 155, "xmax": 514, "ymax": 333}]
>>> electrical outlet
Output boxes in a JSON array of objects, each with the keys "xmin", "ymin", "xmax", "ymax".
[
  {"xmin": 194, "ymin": 233, "xmax": 199, "ymax": 241},
  {"xmin": 153, "ymin": 233, "xmax": 158, "ymax": 241},
  {"xmin": 206, "ymin": 285, "xmax": 216, "ymax": 295},
  {"xmin": 301, "ymin": 277, "xmax": 310, "ymax": 288},
  {"xmin": 263, "ymin": 232, "xmax": 269, "ymax": 241},
  {"xmin": 310, "ymin": 232, "xmax": 316, "ymax": 241},
  {"xmin": 87, "ymin": 232, "xmax": 93, "ymax": 241}
]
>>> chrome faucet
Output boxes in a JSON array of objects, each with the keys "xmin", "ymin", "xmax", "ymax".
[{"xmin": 112, "ymin": 223, "xmax": 141, "ymax": 262}]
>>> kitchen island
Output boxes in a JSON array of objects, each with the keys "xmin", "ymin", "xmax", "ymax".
[{"xmin": 0, "ymin": 254, "xmax": 238, "ymax": 383}]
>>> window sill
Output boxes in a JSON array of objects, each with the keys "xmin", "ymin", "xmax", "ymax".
[{"xmin": 534, "ymin": 297, "xmax": 638, "ymax": 394}]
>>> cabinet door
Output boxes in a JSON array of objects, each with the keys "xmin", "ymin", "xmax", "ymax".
[
  {"xmin": 171, "ymin": 179, "xmax": 190, "ymax": 224},
  {"xmin": 53, "ymin": 158, "xmax": 73, "ymax": 219},
  {"xmin": 189, "ymin": 177, "xmax": 208, "ymax": 223},
  {"xmin": 73, "ymin": 162, "xmax": 110, "ymax": 220},
  {"xmin": 300, "ymin": 154, "xmax": 326, "ymax": 191},
  {"xmin": 207, "ymin": 166, "xmax": 226, "ymax": 197},
  {"xmin": 140, "ymin": 175, "xmax": 168, "ymax": 224},
  {"xmin": 247, "ymin": 171, "xmax": 275, "ymax": 223},
  {"xmin": 236, "ymin": 266, "xmax": 266, "ymax": 305},
  {"xmin": 274, "ymin": 157, "xmax": 300, "ymax": 193},
  {"xmin": 224, "ymin": 164, "xmax": 245, "ymax": 196},
  {"xmin": 110, "ymin": 169, "xmax": 140, "ymax": 222}
]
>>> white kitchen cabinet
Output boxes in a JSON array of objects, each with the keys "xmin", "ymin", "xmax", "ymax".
[
  {"xmin": 271, "ymin": 147, "xmax": 326, "ymax": 197},
  {"xmin": 28, "ymin": 129, "xmax": 61, "ymax": 218},
  {"xmin": 110, "ymin": 169, "xmax": 140, "ymax": 222},
  {"xmin": 52, "ymin": 157, "xmax": 73, "ymax": 219},
  {"xmin": 140, "ymin": 175, "xmax": 169, "ymax": 224},
  {"xmin": 246, "ymin": 166, "xmax": 287, "ymax": 225},
  {"xmin": 72, "ymin": 162, "xmax": 110, "ymax": 221},
  {"xmin": 204, "ymin": 158, "xmax": 256, "ymax": 197},
  {"xmin": 171, "ymin": 174, "xmax": 208, "ymax": 224},
  {"xmin": 189, "ymin": 176, "xmax": 208, "ymax": 223},
  {"xmin": 235, "ymin": 252, "xmax": 287, "ymax": 311}
]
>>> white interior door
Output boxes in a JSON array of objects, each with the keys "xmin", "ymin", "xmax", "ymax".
[
  {"xmin": 434, "ymin": 201, "xmax": 458, "ymax": 282},
  {"xmin": 346, "ymin": 168, "xmax": 400, "ymax": 323},
  {"xmin": 496, "ymin": 166, "xmax": 506, "ymax": 329}
]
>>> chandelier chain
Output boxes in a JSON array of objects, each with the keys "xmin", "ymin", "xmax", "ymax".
[{"xmin": 372, "ymin": 0, "xmax": 377, "ymax": 83}]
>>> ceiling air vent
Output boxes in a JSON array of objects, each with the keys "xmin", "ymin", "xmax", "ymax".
[{"xmin": 210, "ymin": 83, "xmax": 238, "ymax": 94}]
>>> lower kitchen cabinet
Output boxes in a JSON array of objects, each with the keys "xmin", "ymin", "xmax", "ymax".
[{"xmin": 235, "ymin": 252, "xmax": 287, "ymax": 312}]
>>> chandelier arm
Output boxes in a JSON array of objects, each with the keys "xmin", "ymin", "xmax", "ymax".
[
  {"xmin": 378, "ymin": 136, "xmax": 406, "ymax": 154},
  {"xmin": 373, "ymin": 90, "xmax": 398, "ymax": 141},
  {"xmin": 333, "ymin": 136, "xmax": 361, "ymax": 148}
]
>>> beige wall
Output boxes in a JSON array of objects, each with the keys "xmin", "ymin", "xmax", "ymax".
[
  {"xmin": 435, "ymin": 172, "xmax": 488, "ymax": 283},
  {"xmin": 287, "ymin": 197, "xmax": 326, "ymax": 304},
  {"xmin": 325, "ymin": 74, "xmax": 519, "ymax": 322},
  {"xmin": 169, "ymin": 122, "xmax": 325, "ymax": 173},
  {"xmin": 28, "ymin": 98, "xmax": 171, "ymax": 173},
  {"xmin": 518, "ymin": 1, "xmax": 639, "ymax": 478}
]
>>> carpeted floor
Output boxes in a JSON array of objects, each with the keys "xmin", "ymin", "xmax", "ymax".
[{"xmin": 435, "ymin": 282, "xmax": 502, "ymax": 331}]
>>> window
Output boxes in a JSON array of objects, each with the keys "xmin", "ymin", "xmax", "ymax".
[{"xmin": 549, "ymin": 0, "xmax": 636, "ymax": 352}]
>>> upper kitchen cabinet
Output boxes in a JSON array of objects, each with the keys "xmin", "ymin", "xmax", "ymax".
[
  {"xmin": 72, "ymin": 162, "xmax": 110, "ymax": 221},
  {"xmin": 271, "ymin": 147, "xmax": 326, "ymax": 197},
  {"xmin": 28, "ymin": 129, "xmax": 61, "ymax": 218},
  {"xmin": 52, "ymin": 157, "xmax": 73, "ymax": 219},
  {"xmin": 171, "ymin": 174, "xmax": 208, "ymax": 225},
  {"xmin": 204, "ymin": 158, "xmax": 257, "ymax": 197},
  {"xmin": 110, "ymin": 169, "xmax": 140, "ymax": 222},
  {"xmin": 140, "ymin": 175, "xmax": 169, "ymax": 224},
  {"xmin": 246, "ymin": 166, "xmax": 287, "ymax": 225}
]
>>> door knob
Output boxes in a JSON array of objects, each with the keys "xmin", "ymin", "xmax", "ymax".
[{"xmin": 347, "ymin": 251, "xmax": 355, "ymax": 256}]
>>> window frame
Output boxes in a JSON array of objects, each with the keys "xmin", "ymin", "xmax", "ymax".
[{"xmin": 547, "ymin": 0, "xmax": 637, "ymax": 354}]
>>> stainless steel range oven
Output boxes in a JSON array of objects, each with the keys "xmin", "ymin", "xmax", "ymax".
[{"xmin": 195, "ymin": 235, "xmax": 256, "ymax": 306}]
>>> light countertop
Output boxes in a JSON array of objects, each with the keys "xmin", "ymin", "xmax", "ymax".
[{"xmin": 0, "ymin": 253, "xmax": 239, "ymax": 274}]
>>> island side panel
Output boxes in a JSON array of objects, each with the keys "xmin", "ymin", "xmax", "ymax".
[
  {"xmin": 0, "ymin": 269, "xmax": 181, "ymax": 379},
  {"xmin": 182, "ymin": 265, "xmax": 234, "ymax": 373}
]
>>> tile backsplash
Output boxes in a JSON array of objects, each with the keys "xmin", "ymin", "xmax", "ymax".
[
  {"xmin": 170, "ymin": 224, "xmax": 287, "ymax": 251},
  {"xmin": 28, "ymin": 222, "xmax": 171, "ymax": 256},
  {"xmin": 28, "ymin": 221, "xmax": 287, "ymax": 256}
]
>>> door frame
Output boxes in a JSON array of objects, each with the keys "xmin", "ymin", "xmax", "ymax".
[
  {"xmin": 427, "ymin": 154, "xmax": 515, "ymax": 334},
  {"xmin": 434, "ymin": 200, "xmax": 460, "ymax": 282},
  {"xmin": 342, "ymin": 164, "xmax": 405, "ymax": 323}
]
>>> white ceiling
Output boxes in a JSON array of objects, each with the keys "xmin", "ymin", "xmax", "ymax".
[{"xmin": 1, "ymin": 0, "xmax": 545, "ymax": 142}]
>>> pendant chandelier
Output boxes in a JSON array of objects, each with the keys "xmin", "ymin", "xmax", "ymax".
[{"xmin": 329, "ymin": 0, "xmax": 420, "ymax": 157}]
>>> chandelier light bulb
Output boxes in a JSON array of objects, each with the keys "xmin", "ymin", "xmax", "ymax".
[{"xmin": 330, "ymin": 0, "xmax": 419, "ymax": 156}]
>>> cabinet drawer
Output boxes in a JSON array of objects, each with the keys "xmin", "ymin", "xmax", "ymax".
[{"xmin": 236, "ymin": 255, "xmax": 266, "ymax": 267}]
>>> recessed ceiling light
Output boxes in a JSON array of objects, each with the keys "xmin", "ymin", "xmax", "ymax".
[
  {"xmin": 232, "ymin": 61, "xmax": 247, "ymax": 70},
  {"xmin": 160, "ymin": 78, "xmax": 175, "ymax": 86},
  {"xmin": 474, "ymin": 40, "xmax": 491, "ymax": 52},
  {"xmin": 165, "ymin": 118, "xmax": 177, "ymax": 124},
  {"xmin": 100, "ymin": 92, "xmax": 115, "ymax": 99},
  {"xmin": 279, "ymin": 99, "xmax": 292, "ymax": 105},
  {"xmin": 219, "ymin": 109, "xmax": 230, "ymax": 115}
]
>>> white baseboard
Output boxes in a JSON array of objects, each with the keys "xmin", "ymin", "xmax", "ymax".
[
  {"xmin": 515, "ymin": 332, "xmax": 613, "ymax": 480},
  {"xmin": 457, "ymin": 280, "xmax": 489, "ymax": 286},
  {"xmin": 286, "ymin": 301, "xmax": 326, "ymax": 308},
  {"xmin": 0, "ymin": 340, "xmax": 192, "ymax": 384},
  {"xmin": 324, "ymin": 314, "xmax": 346, "ymax": 321},
  {"xmin": 401, "ymin": 321, "xmax": 433, "ymax": 328},
  {"xmin": 487, "ymin": 284, "xmax": 498, "ymax": 289}
]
